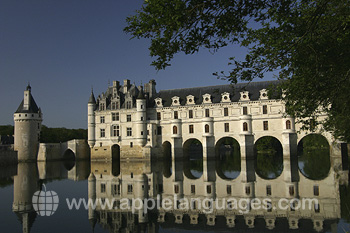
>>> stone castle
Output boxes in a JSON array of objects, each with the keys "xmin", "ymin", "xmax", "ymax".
[{"xmin": 88, "ymin": 79, "xmax": 344, "ymax": 163}]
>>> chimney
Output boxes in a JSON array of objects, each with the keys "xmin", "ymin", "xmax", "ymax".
[
  {"xmin": 123, "ymin": 79, "xmax": 130, "ymax": 94},
  {"xmin": 145, "ymin": 79, "xmax": 156, "ymax": 98}
]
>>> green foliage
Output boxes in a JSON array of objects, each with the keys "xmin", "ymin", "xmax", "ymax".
[
  {"xmin": 255, "ymin": 137, "xmax": 283, "ymax": 179},
  {"xmin": 0, "ymin": 125, "xmax": 14, "ymax": 135},
  {"xmin": 125, "ymin": 0, "xmax": 350, "ymax": 142},
  {"xmin": 40, "ymin": 125, "xmax": 87, "ymax": 143},
  {"xmin": 298, "ymin": 134, "xmax": 330, "ymax": 180}
]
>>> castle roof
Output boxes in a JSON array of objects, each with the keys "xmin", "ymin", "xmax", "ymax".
[
  {"xmin": 155, "ymin": 80, "xmax": 281, "ymax": 107},
  {"xmin": 15, "ymin": 93, "xmax": 40, "ymax": 113},
  {"xmin": 88, "ymin": 91, "xmax": 96, "ymax": 104}
]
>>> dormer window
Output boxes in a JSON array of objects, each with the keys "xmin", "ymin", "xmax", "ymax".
[
  {"xmin": 155, "ymin": 97, "xmax": 163, "ymax": 108},
  {"xmin": 240, "ymin": 91, "xmax": 250, "ymax": 101},
  {"xmin": 260, "ymin": 89, "xmax": 268, "ymax": 100},
  {"xmin": 221, "ymin": 92, "xmax": 231, "ymax": 103},
  {"xmin": 202, "ymin": 94, "xmax": 212, "ymax": 104},
  {"xmin": 186, "ymin": 95, "xmax": 195, "ymax": 105},
  {"xmin": 172, "ymin": 96, "xmax": 180, "ymax": 106}
]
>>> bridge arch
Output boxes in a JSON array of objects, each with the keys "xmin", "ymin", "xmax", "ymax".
[
  {"xmin": 63, "ymin": 149, "xmax": 75, "ymax": 161},
  {"xmin": 183, "ymin": 138, "xmax": 203, "ymax": 160},
  {"xmin": 254, "ymin": 136, "xmax": 283, "ymax": 180},
  {"xmin": 111, "ymin": 144, "xmax": 120, "ymax": 176},
  {"xmin": 297, "ymin": 134, "xmax": 330, "ymax": 180}
]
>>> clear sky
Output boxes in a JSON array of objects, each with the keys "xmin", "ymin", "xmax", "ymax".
[{"xmin": 0, "ymin": 0, "xmax": 273, "ymax": 129}]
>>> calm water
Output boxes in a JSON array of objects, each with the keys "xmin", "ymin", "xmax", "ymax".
[{"xmin": 1, "ymin": 143, "xmax": 350, "ymax": 233}]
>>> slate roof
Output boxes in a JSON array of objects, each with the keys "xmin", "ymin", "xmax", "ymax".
[
  {"xmin": 15, "ymin": 93, "xmax": 40, "ymax": 113},
  {"xmin": 154, "ymin": 80, "xmax": 281, "ymax": 107},
  {"xmin": 88, "ymin": 91, "xmax": 96, "ymax": 104}
]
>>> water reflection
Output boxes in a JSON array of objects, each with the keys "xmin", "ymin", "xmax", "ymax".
[
  {"xmin": 255, "ymin": 136, "xmax": 283, "ymax": 179},
  {"xmin": 0, "ymin": 142, "xmax": 347, "ymax": 233},
  {"xmin": 298, "ymin": 134, "xmax": 331, "ymax": 180}
]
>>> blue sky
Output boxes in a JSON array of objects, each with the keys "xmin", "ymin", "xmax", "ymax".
[{"xmin": 0, "ymin": 0, "xmax": 273, "ymax": 129}]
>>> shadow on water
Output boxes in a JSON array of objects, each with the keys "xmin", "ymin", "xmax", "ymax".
[
  {"xmin": 254, "ymin": 136, "xmax": 283, "ymax": 179},
  {"xmin": 298, "ymin": 134, "xmax": 330, "ymax": 180}
]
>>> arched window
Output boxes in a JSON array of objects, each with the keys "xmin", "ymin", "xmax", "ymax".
[
  {"xmin": 286, "ymin": 120, "xmax": 291, "ymax": 129},
  {"xmin": 243, "ymin": 122, "xmax": 248, "ymax": 131},
  {"xmin": 205, "ymin": 124, "xmax": 210, "ymax": 133},
  {"xmin": 173, "ymin": 126, "xmax": 178, "ymax": 134}
]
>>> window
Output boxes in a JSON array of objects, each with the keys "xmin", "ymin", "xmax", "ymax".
[
  {"xmin": 189, "ymin": 110, "xmax": 193, "ymax": 118},
  {"xmin": 141, "ymin": 131, "xmax": 143, "ymax": 135},
  {"xmin": 205, "ymin": 109, "xmax": 210, "ymax": 117},
  {"xmin": 189, "ymin": 125, "xmax": 194, "ymax": 134},
  {"xmin": 100, "ymin": 129, "xmax": 105, "ymax": 138},
  {"xmin": 263, "ymin": 121, "xmax": 269, "ymax": 130},
  {"xmin": 174, "ymin": 185, "xmax": 179, "ymax": 194},
  {"xmin": 173, "ymin": 126, "xmax": 178, "ymax": 134},
  {"xmin": 99, "ymin": 103, "xmax": 105, "ymax": 111},
  {"xmin": 205, "ymin": 124, "xmax": 209, "ymax": 133},
  {"xmin": 289, "ymin": 186, "xmax": 295, "ymax": 196},
  {"xmin": 126, "ymin": 101, "xmax": 132, "ymax": 109},
  {"xmin": 227, "ymin": 185, "xmax": 232, "ymax": 194},
  {"xmin": 314, "ymin": 185, "xmax": 319, "ymax": 196},
  {"xmin": 112, "ymin": 112, "xmax": 119, "ymax": 121},
  {"xmin": 243, "ymin": 122, "xmax": 248, "ymax": 131},
  {"xmin": 128, "ymin": 184, "xmax": 133, "ymax": 193},
  {"xmin": 174, "ymin": 111, "xmax": 178, "ymax": 119},
  {"xmin": 130, "ymin": 142, "xmax": 133, "ymax": 147},
  {"xmin": 207, "ymin": 185, "xmax": 212, "ymax": 194},
  {"xmin": 286, "ymin": 120, "xmax": 291, "ymax": 129},
  {"xmin": 191, "ymin": 185, "xmax": 195, "ymax": 194},
  {"xmin": 127, "ymin": 128, "xmax": 132, "ymax": 136},
  {"xmin": 225, "ymin": 123, "xmax": 229, "ymax": 132},
  {"xmin": 112, "ymin": 184, "xmax": 120, "ymax": 196},
  {"xmin": 141, "ymin": 117, "xmax": 143, "ymax": 121},
  {"xmin": 127, "ymin": 115, "xmax": 131, "ymax": 122},
  {"xmin": 266, "ymin": 185, "xmax": 271, "ymax": 196},
  {"xmin": 157, "ymin": 126, "xmax": 162, "ymax": 135},
  {"xmin": 157, "ymin": 112, "xmax": 161, "ymax": 120},
  {"xmin": 101, "ymin": 183, "xmax": 106, "ymax": 193},
  {"xmin": 112, "ymin": 125, "xmax": 119, "ymax": 137},
  {"xmin": 263, "ymin": 105, "xmax": 267, "ymax": 114},
  {"xmin": 243, "ymin": 106, "xmax": 247, "ymax": 115},
  {"xmin": 224, "ymin": 107, "xmax": 228, "ymax": 116},
  {"xmin": 245, "ymin": 186, "xmax": 251, "ymax": 195},
  {"xmin": 100, "ymin": 116, "xmax": 105, "ymax": 123},
  {"xmin": 314, "ymin": 203, "xmax": 320, "ymax": 213}
]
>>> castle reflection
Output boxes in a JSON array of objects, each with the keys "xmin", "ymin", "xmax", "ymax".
[
  {"xmin": 88, "ymin": 154, "xmax": 340, "ymax": 233},
  {"xmin": 7, "ymin": 151, "xmax": 344, "ymax": 233}
]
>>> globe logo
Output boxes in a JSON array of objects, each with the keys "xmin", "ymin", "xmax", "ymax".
[{"xmin": 32, "ymin": 184, "xmax": 59, "ymax": 216}]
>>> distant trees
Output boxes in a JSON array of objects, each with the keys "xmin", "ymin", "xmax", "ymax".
[{"xmin": 0, "ymin": 125, "xmax": 87, "ymax": 143}]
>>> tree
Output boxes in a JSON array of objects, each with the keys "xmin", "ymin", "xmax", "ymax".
[{"xmin": 124, "ymin": 0, "xmax": 350, "ymax": 142}]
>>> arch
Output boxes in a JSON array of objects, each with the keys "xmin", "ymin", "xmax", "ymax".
[
  {"xmin": 183, "ymin": 156, "xmax": 203, "ymax": 179},
  {"xmin": 183, "ymin": 138, "xmax": 203, "ymax": 160},
  {"xmin": 215, "ymin": 137, "xmax": 241, "ymax": 180},
  {"xmin": 297, "ymin": 134, "xmax": 330, "ymax": 180},
  {"xmin": 254, "ymin": 136, "xmax": 283, "ymax": 179},
  {"xmin": 162, "ymin": 141, "xmax": 172, "ymax": 178},
  {"xmin": 111, "ymin": 144, "xmax": 120, "ymax": 162},
  {"xmin": 63, "ymin": 149, "xmax": 75, "ymax": 161},
  {"xmin": 111, "ymin": 144, "xmax": 120, "ymax": 176},
  {"xmin": 173, "ymin": 126, "xmax": 178, "ymax": 134},
  {"xmin": 286, "ymin": 120, "xmax": 291, "ymax": 129}
]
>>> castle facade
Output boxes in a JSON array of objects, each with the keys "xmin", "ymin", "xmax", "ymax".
[{"xmin": 88, "ymin": 79, "xmax": 334, "ymax": 161}]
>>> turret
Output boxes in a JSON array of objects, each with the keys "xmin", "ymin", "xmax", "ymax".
[
  {"xmin": 136, "ymin": 86, "xmax": 147, "ymax": 146},
  {"xmin": 88, "ymin": 89, "xmax": 96, "ymax": 148},
  {"xmin": 14, "ymin": 84, "xmax": 42, "ymax": 161}
]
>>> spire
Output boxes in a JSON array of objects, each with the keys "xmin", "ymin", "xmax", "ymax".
[
  {"xmin": 26, "ymin": 82, "xmax": 31, "ymax": 91},
  {"xmin": 88, "ymin": 88, "xmax": 96, "ymax": 104},
  {"xmin": 137, "ymin": 86, "xmax": 145, "ymax": 99}
]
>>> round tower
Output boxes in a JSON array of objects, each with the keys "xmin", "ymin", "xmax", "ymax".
[
  {"xmin": 14, "ymin": 84, "xmax": 42, "ymax": 161},
  {"xmin": 136, "ymin": 86, "xmax": 147, "ymax": 147},
  {"xmin": 88, "ymin": 89, "xmax": 96, "ymax": 148}
]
